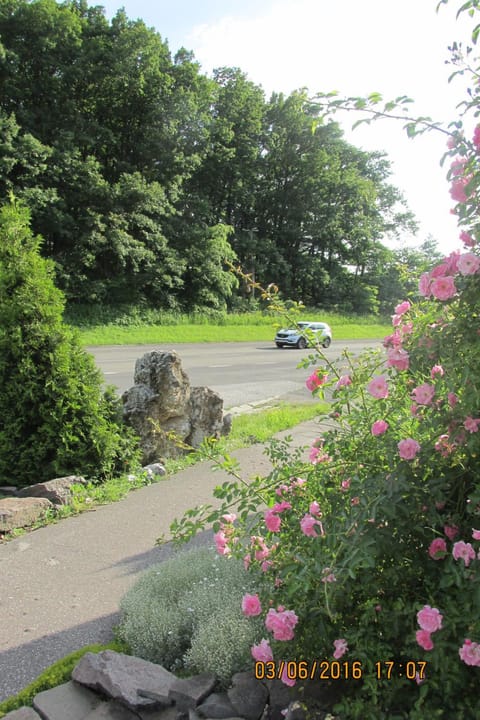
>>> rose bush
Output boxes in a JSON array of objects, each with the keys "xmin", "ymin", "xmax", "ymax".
[{"xmin": 167, "ymin": 3, "xmax": 480, "ymax": 717}]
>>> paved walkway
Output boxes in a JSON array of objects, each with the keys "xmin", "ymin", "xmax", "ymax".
[{"xmin": 0, "ymin": 417, "xmax": 327, "ymax": 703}]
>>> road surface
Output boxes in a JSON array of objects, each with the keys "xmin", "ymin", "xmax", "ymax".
[{"xmin": 88, "ymin": 339, "xmax": 381, "ymax": 410}]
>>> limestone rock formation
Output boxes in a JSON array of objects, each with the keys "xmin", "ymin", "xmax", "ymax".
[{"xmin": 122, "ymin": 351, "xmax": 230, "ymax": 463}]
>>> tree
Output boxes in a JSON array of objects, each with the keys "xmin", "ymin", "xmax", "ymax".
[{"xmin": 0, "ymin": 198, "xmax": 139, "ymax": 487}]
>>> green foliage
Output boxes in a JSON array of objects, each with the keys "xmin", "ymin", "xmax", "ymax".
[
  {"xmin": 0, "ymin": 0, "xmax": 417, "ymax": 312},
  {"xmin": 168, "ymin": 6, "xmax": 480, "ymax": 708},
  {"xmin": 0, "ymin": 198, "xmax": 140, "ymax": 487},
  {"xmin": 0, "ymin": 640, "xmax": 130, "ymax": 718},
  {"xmin": 118, "ymin": 546, "xmax": 262, "ymax": 686}
]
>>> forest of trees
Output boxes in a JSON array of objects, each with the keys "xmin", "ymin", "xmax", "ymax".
[{"xmin": 0, "ymin": 0, "xmax": 440, "ymax": 314}]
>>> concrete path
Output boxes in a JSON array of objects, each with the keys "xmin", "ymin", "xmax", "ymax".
[{"xmin": 0, "ymin": 418, "xmax": 327, "ymax": 703}]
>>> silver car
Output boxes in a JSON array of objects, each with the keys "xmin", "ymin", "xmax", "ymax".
[{"xmin": 275, "ymin": 321, "xmax": 332, "ymax": 349}]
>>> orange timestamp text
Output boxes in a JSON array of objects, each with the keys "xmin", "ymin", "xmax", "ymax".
[{"xmin": 254, "ymin": 660, "xmax": 428, "ymax": 682}]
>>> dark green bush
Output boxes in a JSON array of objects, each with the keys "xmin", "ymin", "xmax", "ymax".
[{"xmin": 0, "ymin": 198, "xmax": 140, "ymax": 487}]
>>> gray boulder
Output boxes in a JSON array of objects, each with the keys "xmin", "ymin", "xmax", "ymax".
[
  {"xmin": 17, "ymin": 476, "xmax": 87, "ymax": 505},
  {"xmin": 0, "ymin": 497, "xmax": 52, "ymax": 532}
]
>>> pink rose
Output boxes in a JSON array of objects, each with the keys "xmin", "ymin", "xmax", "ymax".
[
  {"xmin": 444, "ymin": 524, "xmax": 459, "ymax": 541},
  {"xmin": 458, "ymin": 252, "xmax": 480, "ymax": 275},
  {"xmin": 452, "ymin": 540, "xmax": 476, "ymax": 567},
  {"xmin": 309, "ymin": 501, "xmax": 321, "ymax": 516},
  {"xmin": 306, "ymin": 371, "xmax": 328, "ymax": 392},
  {"xmin": 367, "ymin": 375, "xmax": 389, "ymax": 399},
  {"xmin": 430, "ymin": 276, "xmax": 457, "ymax": 301},
  {"xmin": 451, "ymin": 156, "xmax": 467, "ymax": 176},
  {"xmin": 417, "ymin": 605, "xmax": 443, "ymax": 633},
  {"xmin": 459, "ymin": 639, "xmax": 480, "ymax": 666},
  {"xmin": 418, "ymin": 272, "xmax": 432, "ymax": 297},
  {"xmin": 444, "ymin": 250, "xmax": 461, "ymax": 274},
  {"xmin": 242, "ymin": 593, "xmax": 262, "ymax": 617},
  {"xmin": 265, "ymin": 608, "xmax": 299, "ymax": 641},
  {"xmin": 309, "ymin": 445, "xmax": 330, "ymax": 464},
  {"xmin": 412, "ymin": 383, "xmax": 435, "ymax": 406},
  {"xmin": 265, "ymin": 509, "xmax": 281, "ymax": 533},
  {"xmin": 416, "ymin": 630, "xmax": 434, "ymax": 651},
  {"xmin": 251, "ymin": 536, "xmax": 271, "ymax": 561},
  {"xmin": 272, "ymin": 501, "xmax": 292, "ymax": 513},
  {"xmin": 386, "ymin": 347, "xmax": 410, "ymax": 371},
  {"xmin": 430, "ymin": 365, "xmax": 444, "ymax": 378},
  {"xmin": 371, "ymin": 420, "xmax": 389, "ymax": 436},
  {"xmin": 398, "ymin": 438, "xmax": 421, "ymax": 460},
  {"xmin": 450, "ymin": 176, "xmax": 471, "ymax": 203},
  {"xmin": 394, "ymin": 300, "xmax": 411, "ymax": 316},
  {"xmin": 464, "ymin": 416, "xmax": 480, "ymax": 433},
  {"xmin": 447, "ymin": 392, "xmax": 458, "ymax": 407},
  {"xmin": 474, "ymin": 124, "xmax": 480, "ymax": 150},
  {"xmin": 428, "ymin": 538, "xmax": 447, "ymax": 560},
  {"xmin": 336, "ymin": 374, "xmax": 352, "ymax": 389},
  {"xmin": 430, "ymin": 262, "xmax": 448, "ymax": 278},
  {"xmin": 214, "ymin": 530, "xmax": 230, "ymax": 556},
  {"xmin": 460, "ymin": 230, "xmax": 475, "ymax": 248},
  {"xmin": 300, "ymin": 513, "xmax": 324, "ymax": 537},
  {"xmin": 472, "ymin": 529, "xmax": 480, "ymax": 540},
  {"xmin": 280, "ymin": 663, "xmax": 296, "ymax": 687},
  {"xmin": 333, "ymin": 639, "xmax": 348, "ymax": 659},
  {"xmin": 251, "ymin": 639, "xmax": 273, "ymax": 663},
  {"xmin": 222, "ymin": 513, "xmax": 237, "ymax": 524}
]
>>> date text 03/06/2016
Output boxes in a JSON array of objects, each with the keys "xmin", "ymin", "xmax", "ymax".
[{"xmin": 254, "ymin": 660, "xmax": 428, "ymax": 682}]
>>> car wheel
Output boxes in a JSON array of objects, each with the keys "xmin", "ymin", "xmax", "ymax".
[
  {"xmin": 276, "ymin": 343, "xmax": 284, "ymax": 348},
  {"xmin": 322, "ymin": 337, "xmax": 331, "ymax": 348},
  {"xmin": 297, "ymin": 337, "xmax": 307, "ymax": 350}
]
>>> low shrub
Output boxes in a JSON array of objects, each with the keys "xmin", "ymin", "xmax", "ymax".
[{"xmin": 117, "ymin": 546, "xmax": 262, "ymax": 685}]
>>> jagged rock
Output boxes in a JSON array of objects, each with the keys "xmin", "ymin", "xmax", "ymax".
[
  {"xmin": 196, "ymin": 692, "xmax": 238, "ymax": 718},
  {"xmin": 1, "ymin": 708, "xmax": 42, "ymax": 719},
  {"xmin": 168, "ymin": 673, "xmax": 216, "ymax": 711},
  {"xmin": 33, "ymin": 680, "xmax": 101, "ymax": 720},
  {"xmin": 122, "ymin": 351, "xmax": 230, "ymax": 462},
  {"xmin": 0, "ymin": 497, "xmax": 52, "ymax": 532},
  {"xmin": 227, "ymin": 672, "xmax": 269, "ymax": 720},
  {"xmin": 17, "ymin": 476, "xmax": 87, "ymax": 505},
  {"xmin": 186, "ymin": 387, "xmax": 224, "ymax": 447},
  {"xmin": 133, "ymin": 351, "xmax": 190, "ymax": 417},
  {"xmin": 72, "ymin": 650, "xmax": 177, "ymax": 710}
]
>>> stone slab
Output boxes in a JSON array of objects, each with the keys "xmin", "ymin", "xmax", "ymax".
[
  {"xmin": 33, "ymin": 681, "xmax": 102, "ymax": 720},
  {"xmin": 1, "ymin": 708, "xmax": 42, "ymax": 719},
  {"xmin": 72, "ymin": 651, "xmax": 177, "ymax": 709}
]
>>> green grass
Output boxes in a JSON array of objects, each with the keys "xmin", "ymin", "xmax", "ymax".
[
  {"xmin": 67, "ymin": 308, "xmax": 389, "ymax": 346},
  {"xmin": 0, "ymin": 641, "xmax": 129, "ymax": 717}
]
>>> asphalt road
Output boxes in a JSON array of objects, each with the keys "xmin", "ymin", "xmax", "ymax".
[{"xmin": 88, "ymin": 339, "xmax": 381, "ymax": 410}]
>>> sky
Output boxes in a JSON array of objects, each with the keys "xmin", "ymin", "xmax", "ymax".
[{"xmin": 98, "ymin": 0, "xmax": 476, "ymax": 256}]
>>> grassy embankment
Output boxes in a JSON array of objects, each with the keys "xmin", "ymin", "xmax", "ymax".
[{"xmin": 65, "ymin": 306, "xmax": 391, "ymax": 346}]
